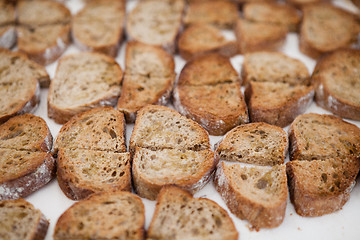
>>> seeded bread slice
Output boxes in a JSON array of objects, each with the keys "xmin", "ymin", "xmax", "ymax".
[
  {"xmin": 243, "ymin": 2, "xmax": 300, "ymax": 32},
  {"xmin": 174, "ymin": 54, "xmax": 248, "ymax": 135},
  {"xmin": 216, "ymin": 122, "xmax": 288, "ymax": 166},
  {"xmin": 0, "ymin": 199, "xmax": 49, "ymax": 240},
  {"xmin": 54, "ymin": 191, "xmax": 145, "ymax": 240},
  {"xmin": 286, "ymin": 157, "xmax": 360, "ymax": 217},
  {"xmin": 235, "ymin": 18, "xmax": 288, "ymax": 53},
  {"xmin": 178, "ymin": 24, "xmax": 238, "ymax": 61},
  {"xmin": 132, "ymin": 147, "xmax": 216, "ymax": 200},
  {"xmin": 184, "ymin": 0, "xmax": 238, "ymax": 29},
  {"xmin": 147, "ymin": 185, "xmax": 238, "ymax": 240},
  {"xmin": 117, "ymin": 41, "xmax": 175, "ymax": 123},
  {"xmin": 214, "ymin": 162, "xmax": 288, "ymax": 229},
  {"xmin": 72, "ymin": 0, "xmax": 125, "ymax": 57},
  {"xmin": 0, "ymin": 0, "xmax": 16, "ymax": 49},
  {"xmin": 48, "ymin": 52, "xmax": 123, "ymax": 124},
  {"xmin": 289, "ymin": 113, "xmax": 360, "ymax": 161},
  {"xmin": 300, "ymin": 3, "xmax": 360, "ymax": 59},
  {"xmin": 57, "ymin": 149, "xmax": 131, "ymax": 200},
  {"xmin": 54, "ymin": 107, "xmax": 126, "ymax": 154},
  {"xmin": 126, "ymin": 0, "xmax": 185, "ymax": 53},
  {"xmin": 313, "ymin": 49, "xmax": 360, "ymax": 120}
]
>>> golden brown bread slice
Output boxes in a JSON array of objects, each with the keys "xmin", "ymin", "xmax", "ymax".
[
  {"xmin": 174, "ymin": 54, "xmax": 248, "ymax": 135},
  {"xmin": 177, "ymin": 24, "xmax": 238, "ymax": 61},
  {"xmin": 54, "ymin": 191, "xmax": 145, "ymax": 240},
  {"xmin": 312, "ymin": 49, "xmax": 360, "ymax": 120},
  {"xmin": 0, "ymin": 0, "xmax": 16, "ymax": 49},
  {"xmin": 214, "ymin": 162, "xmax": 288, "ymax": 229},
  {"xmin": 72, "ymin": 0, "xmax": 126, "ymax": 57},
  {"xmin": 299, "ymin": 3, "xmax": 360, "ymax": 59},
  {"xmin": 0, "ymin": 199, "xmax": 49, "ymax": 240},
  {"xmin": 147, "ymin": 185, "xmax": 238, "ymax": 240}
]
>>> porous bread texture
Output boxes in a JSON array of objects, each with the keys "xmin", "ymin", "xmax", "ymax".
[
  {"xmin": 216, "ymin": 122, "xmax": 288, "ymax": 166},
  {"xmin": 57, "ymin": 149, "xmax": 131, "ymax": 201},
  {"xmin": 312, "ymin": 49, "xmax": 360, "ymax": 120},
  {"xmin": 0, "ymin": 1, "xmax": 16, "ymax": 49},
  {"xmin": 178, "ymin": 24, "xmax": 238, "ymax": 61},
  {"xmin": 132, "ymin": 147, "xmax": 216, "ymax": 200},
  {"xmin": 174, "ymin": 54, "xmax": 248, "ymax": 135},
  {"xmin": 54, "ymin": 107, "xmax": 126, "ymax": 154},
  {"xmin": 126, "ymin": 0, "xmax": 185, "ymax": 53},
  {"xmin": 72, "ymin": 0, "xmax": 126, "ymax": 57},
  {"xmin": 147, "ymin": 186, "xmax": 238, "ymax": 240},
  {"xmin": 300, "ymin": 3, "xmax": 360, "ymax": 59},
  {"xmin": 286, "ymin": 157, "xmax": 360, "ymax": 216},
  {"xmin": 117, "ymin": 41, "xmax": 175, "ymax": 123},
  {"xmin": 235, "ymin": 18, "xmax": 288, "ymax": 53},
  {"xmin": 214, "ymin": 162, "xmax": 288, "ymax": 229},
  {"xmin": 0, "ymin": 199, "xmax": 49, "ymax": 240},
  {"xmin": 54, "ymin": 191, "xmax": 145, "ymax": 240},
  {"xmin": 289, "ymin": 113, "xmax": 360, "ymax": 161},
  {"xmin": 243, "ymin": 2, "xmax": 300, "ymax": 32},
  {"xmin": 48, "ymin": 52, "xmax": 123, "ymax": 124},
  {"xmin": 184, "ymin": 0, "xmax": 238, "ymax": 29}
]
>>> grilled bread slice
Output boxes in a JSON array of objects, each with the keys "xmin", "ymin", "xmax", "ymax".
[
  {"xmin": 147, "ymin": 186, "xmax": 238, "ymax": 240},
  {"xmin": 48, "ymin": 52, "xmax": 123, "ymax": 124},
  {"xmin": 0, "ymin": 0, "xmax": 16, "ymax": 49},
  {"xmin": 0, "ymin": 199, "xmax": 49, "ymax": 240},
  {"xmin": 313, "ymin": 49, "xmax": 360, "ymax": 120},
  {"xmin": 54, "ymin": 191, "xmax": 145, "ymax": 240}
]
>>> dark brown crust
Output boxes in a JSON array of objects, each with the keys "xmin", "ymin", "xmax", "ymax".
[{"xmin": 31, "ymin": 214, "xmax": 50, "ymax": 240}]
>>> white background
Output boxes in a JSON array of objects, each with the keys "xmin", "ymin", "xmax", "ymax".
[{"xmin": 23, "ymin": 0, "xmax": 360, "ymax": 239}]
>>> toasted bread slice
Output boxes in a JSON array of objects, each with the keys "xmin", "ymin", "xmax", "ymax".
[
  {"xmin": 214, "ymin": 162, "xmax": 288, "ymax": 229},
  {"xmin": 54, "ymin": 107, "xmax": 126, "ymax": 154},
  {"xmin": 0, "ymin": 1, "xmax": 16, "ymax": 49},
  {"xmin": 17, "ymin": 0, "xmax": 71, "ymax": 65},
  {"xmin": 132, "ymin": 147, "xmax": 216, "ymax": 200},
  {"xmin": 57, "ymin": 149, "xmax": 131, "ymax": 200},
  {"xmin": 126, "ymin": 0, "xmax": 185, "ymax": 53},
  {"xmin": 243, "ymin": 2, "xmax": 300, "ymax": 32},
  {"xmin": 235, "ymin": 18, "xmax": 288, "ymax": 53},
  {"xmin": 216, "ymin": 122, "xmax": 288, "ymax": 166},
  {"xmin": 300, "ymin": 3, "xmax": 360, "ymax": 59},
  {"xmin": 289, "ymin": 113, "xmax": 360, "ymax": 161},
  {"xmin": 147, "ymin": 185, "xmax": 238, "ymax": 240},
  {"xmin": 178, "ymin": 24, "xmax": 238, "ymax": 61},
  {"xmin": 117, "ymin": 41, "xmax": 175, "ymax": 123},
  {"xmin": 48, "ymin": 52, "xmax": 123, "ymax": 124},
  {"xmin": 0, "ymin": 199, "xmax": 49, "ymax": 240},
  {"xmin": 174, "ymin": 54, "xmax": 248, "ymax": 135},
  {"xmin": 286, "ymin": 157, "xmax": 360, "ymax": 216},
  {"xmin": 184, "ymin": 0, "xmax": 238, "ymax": 29},
  {"xmin": 72, "ymin": 0, "xmax": 125, "ymax": 57},
  {"xmin": 54, "ymin": 191, "xmax": 145, "ymax": 240},
  {"xmin": 313, "ymin": 49, "xmax": 360, "ymax": 120}
]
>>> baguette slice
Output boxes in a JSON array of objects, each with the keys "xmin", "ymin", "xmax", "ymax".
[
  {"xmin": 235, "ymin": 18, "xmax": 288, "ymax": 53},
  {"xmin": 72, "ymin": 0, "xmax": 126, "ymax": 57},
  {"xmin": 54, "ymin": 107, "xmax": 126, "ymax": 154},
  {"xmin": 0, "ymin": 199, "xmax": 49, "ymax": 240},
  {"xmin": 174, "ymin": 54, "xmax": 248, "ymax": 135},
  {"xmin": 117, "ymin": 41, "xmax": 175, "ymax": 123},
  {"xmin": 126, "ymin": 0, "xmax": 185, "ymax": 53},
  {"xmin": 48, "ymin": 52, "xmax": 123, "ymax": 124},
  {"xmin": 132, "ymin": 147, "xmax": 217, "ymax": 200},
  {"xmin": 289, "ymin": 113, "xmax": 360, "ymax": 161},
  {"xmin": 0, "ymin": 149, "xmax": 55, "ymax": 200},
  {"xmin": 214, "ymin": 162, "xmax": 288, "ymax": 229},
  {"xmin": 178, "ymin": 24, "xmax": 238, "ymax": 61},
  {"xmin": 300, "ymin": 3, "xmax": 360, "ymax": 59},
  {"xmin": 184, "ymin": 0, "xmax": 238, "ymax": 29},
  {"xmin": 216, "ymin": 122, "xmax": 288, "ymax": 166},
  {"xmin": 286, "ymin": 157, "xmax": 360, "ymax": 216},
  {"xmin": 54, "ymin": 191, "xmax": 145, "ymax": 240},
  {"xmin": 147, "ymin": 185, "xmax": 238, "ymax": 240},
  {"xmin": 313, "ymin": 49, "xmax": 360, "ymax": 120},
  {"xmin": 0, "ymin": 0, "xmax": 16, "ymax": 49},
  {"xmin": 57, "ymin": 149, "xmax": 131, "ymax": 200}
]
